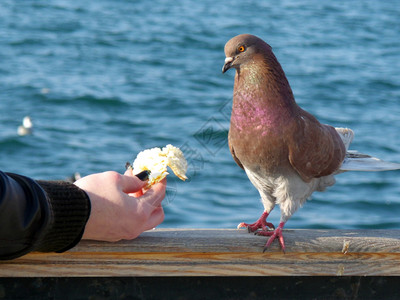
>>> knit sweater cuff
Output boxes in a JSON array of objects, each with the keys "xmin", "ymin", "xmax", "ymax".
[{"xmin": 36, "ymin": 180, "xmax": 91, "ymax": 253}]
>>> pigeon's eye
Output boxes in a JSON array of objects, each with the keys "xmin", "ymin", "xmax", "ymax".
[{"xmin": 237, "ymin": 45, "xmax": 246, "ymax": 53}]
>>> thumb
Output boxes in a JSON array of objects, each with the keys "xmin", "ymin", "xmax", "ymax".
[{"xmin": 119, "ymin": 173, "xmax": 147, "ymax": 194}]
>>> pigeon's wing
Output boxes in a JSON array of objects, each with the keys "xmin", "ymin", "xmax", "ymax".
[
  {"xmin": 288, "ymin": 111, "xmax": 346, "ymax": 182},
  {"xmin": 228, "ymin": 130, "xmax": 244, "ymax": 170}
]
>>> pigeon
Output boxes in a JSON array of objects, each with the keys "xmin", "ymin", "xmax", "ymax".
[{"xmin": 222, "ymin": 34, "xmax": 400, "ymax": 252}]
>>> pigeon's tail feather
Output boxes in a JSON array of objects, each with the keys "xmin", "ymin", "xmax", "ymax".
[
  {"xmin": 334, "ymin": 128, "xmax": 400, "ymax": 172},
  {"xmin": 340, "ymin": 150, "xmax": 400, "ymax": 172},
  {"xmin": 335, "ymin": 127, "xmax": 354, "ymax": 151}
]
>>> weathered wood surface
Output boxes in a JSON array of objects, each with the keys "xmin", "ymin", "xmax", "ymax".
[{"xmin": 1, "ymin": 229, "xmax": 400, "ymax": 277}]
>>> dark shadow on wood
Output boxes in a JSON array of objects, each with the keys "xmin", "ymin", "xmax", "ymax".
[{"xmin": 1, "ymin": 276, "xmax": 400, "ymax": 300}]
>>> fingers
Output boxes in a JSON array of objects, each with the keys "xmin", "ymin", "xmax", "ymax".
[
  {"xmin": 124, "ymin": 168, "xmax": 150, "ymax": 181},
  {"xmin": 78, "ymin": 170, "xmax": 167, "ymax": 242},
  {"xmin": 140, "ymin": 178, "xmax": 167, "ymax": 208},
  {"xmin": 110, "ymin": 171, "xmax": 166, "ymax": 207},
  {"xmin": 143, "ymin": 206, "xmax": 165, "ymax": 232},
  {"xmin": 125, "ymin": 178, "xmax": 166, "ymax": 234},
  {"xmin": 123, "ymin": 169, "xmax": 144, "ymax": 196},
  {"xmin": 121, "ymin": 173, "xmax": 166, "ymax": 230},
  {"xmin": 130, "ymin": 190, "xmax": 144, "ymax": 197},
  {"xmin": 124, "ymin": 168, "xmax": 133, "ymax": 176},
  {"xmin": 119, "ymin": 173, "xmax": 147, "ymax": 194}
]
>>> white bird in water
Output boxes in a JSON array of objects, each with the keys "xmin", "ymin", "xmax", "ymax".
[{"xmin": 17, "ymin": 116, "xmax": 33, "ymax": 136}]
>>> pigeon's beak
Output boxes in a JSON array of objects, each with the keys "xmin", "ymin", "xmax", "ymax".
[{"xmin": 222, "ymin": 57, "xmax": 234, "ymax": 73}]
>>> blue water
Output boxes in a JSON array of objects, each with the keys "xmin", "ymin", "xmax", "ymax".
[{"xmin": 1, "ymin": 0, "xmax": 400, "ymax": 230}]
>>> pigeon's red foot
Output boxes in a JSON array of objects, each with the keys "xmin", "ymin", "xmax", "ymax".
[
  {"xmin": 256, "ymin": 222, "xmax": 286, "ymax": 253},
  {"xmin": 237, "ymin": 211, "xmax": 275, "ymax": 232}
]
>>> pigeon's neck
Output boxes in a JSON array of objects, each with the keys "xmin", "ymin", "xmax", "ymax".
[
  {"xmin": 235, "ymin": 57, "xmax": 297, "ymax": 109},
  {"xmin": 231, "ymin": 59, "xmax": 300, "ymax": 133}
]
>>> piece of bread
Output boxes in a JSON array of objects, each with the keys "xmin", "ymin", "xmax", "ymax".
[{"xmin": 132, "ymin": 144, "xmax": 188, "ymax": 187}]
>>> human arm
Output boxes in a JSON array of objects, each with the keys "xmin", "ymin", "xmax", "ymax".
[
  {"xmin": 0, "ymin": 169, "xmax": 166, "ymax": 260},
  {"xmin": 0, "ymin": 171, "xmax": 90, "ymax": 260}
]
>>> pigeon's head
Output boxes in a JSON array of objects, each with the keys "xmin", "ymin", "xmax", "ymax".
[{"xmin": 222, "ymin": 34, "xmax": 272, "ymax": 73}]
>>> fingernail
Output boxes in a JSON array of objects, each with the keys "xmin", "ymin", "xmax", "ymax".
[
  {"xmin": 125, "ymin": 162, "xmax": 132, "ymax": 170},
  {"xmin": 135, "ymin": 170, "xmax": 151, "ymax": 181}
]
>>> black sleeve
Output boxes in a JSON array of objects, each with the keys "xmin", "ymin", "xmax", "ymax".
[{"xmin": 0, "ymin": 171, "xmax": 91, "ymax": 260}]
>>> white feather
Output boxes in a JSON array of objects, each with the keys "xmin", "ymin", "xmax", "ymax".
[
  {"xmin": 340, "ymin": 150, "xmax": 400, "ymax": 172},
  {"xmin": 244, "ymin": 166, "xmax": 336, "ymax": 223}
]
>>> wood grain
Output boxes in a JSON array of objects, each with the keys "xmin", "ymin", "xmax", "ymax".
[{"xmin": 1, "ymin": 229, "xmax": 399, "ymax": 277}]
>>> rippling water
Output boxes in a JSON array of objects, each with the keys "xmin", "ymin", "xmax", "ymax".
[{"xmin": 1, "ymin": 0, "xmax": 400, "ymax": 229}]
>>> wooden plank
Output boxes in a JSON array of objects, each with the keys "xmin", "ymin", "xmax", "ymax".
[
  {"xmin": 69, "ymin": 228, "xmax": 400, "ymax": 253},
  {"xmin": 1, "ymin": 229, "xmax": 399, "ymax": 277}
]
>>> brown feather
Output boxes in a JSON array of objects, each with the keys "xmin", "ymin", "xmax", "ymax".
[
  {"xmin": 287, "ymin": 109, "xmax": 346, "ymax": 182},
  {"xmin": 228, "ymin": 132, "xmax": 244, "ymax": 170}
]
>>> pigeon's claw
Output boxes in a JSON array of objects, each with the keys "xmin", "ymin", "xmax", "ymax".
[
  {"xmin": 237, "ymin": 221, "xmax": 275, "ymax": 233},
  {"xmin": 237, "ymin": 211, "xmax": 275, "ymax": 232},
  {"xmin": 256, "ymin": 222, "xmax": 286, "ymax": 253}
]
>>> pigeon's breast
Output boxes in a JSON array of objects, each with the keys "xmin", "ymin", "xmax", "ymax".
[
  {"xmin": 230, "ymin": 93, "xmax": 284, "ymax": 136},
  {"xmin": 229, "ymin": 93, "xmax": 291, "ymax": 172}
]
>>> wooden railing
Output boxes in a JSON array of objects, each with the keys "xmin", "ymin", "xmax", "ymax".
[
  {"xmin": 1, "ymin": 228, "xmax": 400, "ymax": 276},
  {"xmin": 1, "ymin": 229, "xmax": 399, "ymax": 299}
]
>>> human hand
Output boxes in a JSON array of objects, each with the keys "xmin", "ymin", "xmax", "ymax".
[{"xmin": 74, "ymin": 170, "xmax": 166, "ymax": 242}]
